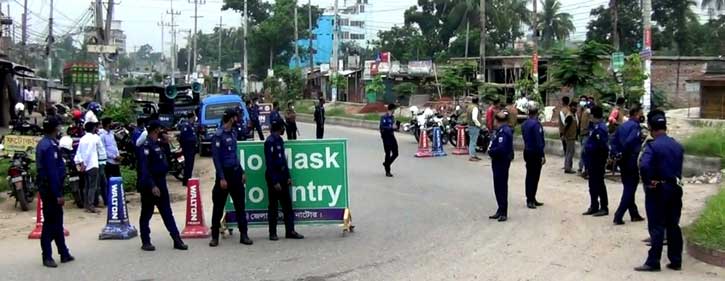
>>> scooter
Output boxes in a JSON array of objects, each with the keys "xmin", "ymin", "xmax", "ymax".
[{"xmin": 2, "ymin": 148, "xmax": 36, "ymax": 211}]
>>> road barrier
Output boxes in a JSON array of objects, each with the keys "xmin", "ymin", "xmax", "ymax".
[
  {"xmin": 452, "ymin": 125, "xmax": 468, "ymax": 155},
  {"xmin": 99, "ymin": 177, "xmax": 137, "ymax": 240},
  {"xmin": 28, "ymin": 194, "xmax": 70, "ymax": 239},
  {"xmin": 431, "ymin": 127, "xmax": 447, "ymax": 157},
  {"xmin": 414, "ymin": 130, "xmax": 432, "ymax": 158},
  {"xmin": 181, "ymin": 178, "xmax": 210, "ymax": 238},
  {"xmin": 225, "ymin": 139, "xmax": 354, "ymax": 234}
]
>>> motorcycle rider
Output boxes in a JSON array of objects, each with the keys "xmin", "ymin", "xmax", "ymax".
[
  {"xmin": 177, "ymin": 112, "xmax": 198, "ymax": 186},
  {"xmin": 84, "ymin": 102, "xmax": 102, "ymax": 126},
  {"xmin": 466, "ymin": 97, "xmax": 483, "ymax": 161},
  {"xmin": 36, "ymin": 118, "xmax": 74, "ymax": 267}
]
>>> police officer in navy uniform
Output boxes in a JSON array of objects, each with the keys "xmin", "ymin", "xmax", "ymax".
[
  {"xmin": 234, "ymin": 106, "xmax": 248, "ymax": 141},
  {"xmin": 521, "ymin": 102, "xmax": 546, "ymax": 209},
  {"xmin": 634, "ymin": 110, "xmax": 684, "ymax": 272},
  {"xmin": 314, "ymin": 97, "xmax": 326, "ymax": 139},
  {"xmin": 265, "ymin": 121, "xmax": 304, "ymax": 240},
  {"xmin": 36, "ymin": 118, "xmax": 74, "ymax": 268},
  {"xmin": 270, "ymin": 101, "xmax": 286, "ymax": 128},
  {"xmin": 138, "ymin": 120, "xmax": 188, "ymax": 251},
  {"xmin": 582, "ymin": 106, "xmax": 610, "ymax": 217},
  {"xmin": 176, "ymin": 112, "xmax": 197, "ymax": 186},
  {"xmin": 209, "ymin": 109, "xmax": 253, "ymax": 247},
  {"xmin": 380, "ymin": 104, "xmax": 399, "ymax": 177},
  {"xmin": 611, "ymin": 105, "xmax": 646, "ymax": 225},
  {"xmin": 488, "ymin": 111, "xmax": 514, "ymax": 222},
  {"xmin": 248, "ymin": 98, "xmax": 264, "ymax": 140}
]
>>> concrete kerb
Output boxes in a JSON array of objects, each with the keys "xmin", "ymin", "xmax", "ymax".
[{"xmin": 297, "ymin": 113, "xmax": 721, "ymax": 177}]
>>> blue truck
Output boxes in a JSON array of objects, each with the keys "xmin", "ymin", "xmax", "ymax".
[{"xmin": 198, "ymin": 94, "xmax": 250, "ymax": 155}]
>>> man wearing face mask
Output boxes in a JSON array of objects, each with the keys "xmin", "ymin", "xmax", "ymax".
[
  {"xmin": 577, "ymin": 96, "xmax": 592, "ymax": 177},
  {"xmin": 611, "ymin": 105, "xmax": 646, "ymax": 225}
]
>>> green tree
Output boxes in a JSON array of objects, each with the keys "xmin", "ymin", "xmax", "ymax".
[
  {"xmin": 545, "ymin": 41, "xmax": 617, "ymax": 102},
  {"xmin": 621, "ymin": 54, "xmax": 648, "ymax": 104},
  {"xmin": 374, "ymin": 25, "xmax": 428, "ymax": 62},
  {"xmin": 653, "ymin": 0, "xmax": 697, "ymax": 55},
  {"xmin": 586, "ymin": 1, "xmax": 644, "ymax": 54},
  {"xmin": 538, "ymin": 0, "xmax": 575, "ymax": 49},
  {"xmin": 393, "ymin": 82, "xmax": 418, "ymax": 97},
  {"xmin": 365, "ymin": 75, "xmax": 385, "ymax": 95},
  {"xmin": 702, "ymin": 0, "xmax": 724, "ymax": 10}
]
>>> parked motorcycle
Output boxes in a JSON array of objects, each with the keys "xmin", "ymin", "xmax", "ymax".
[
  {"xmin": 112, "ymin": 123, "xmax": 136, "ymax": 169},
  {"xmin": 447, "ymin": 113, "xmax": 491, "ymax": 153},
  {"xmin": 9, "ymin": 117, "xmax": 42, "ymax": 136},
  {"xmin": 59, "ymin": 136, "xmax": 84, "ymax": 208},
  {"xmin": 2, "ymin": 148, "xmax": 37, "ymax": 211},
  {"xmin": 168, "ymin": 141, "xmax": 185, "ymax": 181}
]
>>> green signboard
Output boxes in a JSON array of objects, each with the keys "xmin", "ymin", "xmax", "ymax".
[
  {"xmin": 225, "ymin": 139, "xmax": 350, "ymax": 227},
  {"xmin": 612, "ymin": 52, "xmax": 625, "ymax": 72}
]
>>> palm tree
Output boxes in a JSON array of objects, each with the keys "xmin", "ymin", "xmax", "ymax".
[
  {"xmin": 702, "ymin": 0, "xmax": 724, "ymax": 11},
  {"xmin": 538, "ymin": 0, "xmax": 575, "ymax": 49},
  {"xmin": 446, "ymin": 0, "xmax": 479, "ymax": 59}
]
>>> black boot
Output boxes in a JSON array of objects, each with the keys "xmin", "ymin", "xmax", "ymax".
[
  {"xmin": 209, "ymin": 228, "xmax": 219, "ymax": 247},
  {"xmin": 141, "ymin": 243, "xmax": 156, "ymax": 251},
  {"xmin": 60, "ymin": 255, "xmax": 75, "ymax": 263},
  {"xmin": 592, "ymin": 209, "xmax": 609, "ymax": 217},
  {"xmin": 582, "ymin": 208, "xmax": 598, "ymax": 215},
  {"xmin": 240, "ymin": 233, "xmax": 253, "ymax": 245},
  {"xmin": 43, "ymin": 259, "xmax": 58, "ymax": 268},
  {"xmin": 173, "ymin": 237, "xmax": 188, "ymax": 250},
  {"xmin": 285, "ymin": 231, "xmax": 304, "ymax": 239}
]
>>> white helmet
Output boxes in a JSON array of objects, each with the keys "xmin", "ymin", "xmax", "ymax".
[
  {"xmin": 59, "ymin": 136, "xmax": 73, "ymax": 151},
  {"xmin": 14, "ymin": 103, "xmax": 25, "ymax": 114},
  {"xmin": 527, "ymin": 101, "xmax": 539, "ymax": 112},
  {"xmin": 409, "ymin": 106, "xmax": 419, "ymax": 115}
]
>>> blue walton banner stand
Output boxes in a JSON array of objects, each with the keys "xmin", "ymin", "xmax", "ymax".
[
  {"xmin": 99, "ymin": 177, "xmax": 138, "ymax": 240},
  {"xmin": 431, "ymin": 127, "xmax": 447, "ymax": 157}
]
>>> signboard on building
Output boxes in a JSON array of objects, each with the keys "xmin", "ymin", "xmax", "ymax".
[{"xmin": 408, "ymin": 61, "xmax": 432, "ymax": 76}]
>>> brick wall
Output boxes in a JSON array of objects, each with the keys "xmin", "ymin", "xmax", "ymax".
[{"xmin": 650, "ymin": 59, "xmax": 707, "ymax": 108}]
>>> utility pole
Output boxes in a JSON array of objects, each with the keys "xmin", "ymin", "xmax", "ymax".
[
  {"xmin": 101, "ymin": 0, "xmax": 114, "ymax": 104},
  {"xmin": 189, "ymin": 0, "xmax": 205, "ymax": 77},
  {"xmin": 331, "ymin": 0, "xmax": 339, "ymax": 102},
  {"xmin": 242, "ymin": 0, "xmax": 248, "ymax": 95},
  {"xmin": 217, "ymin": 16, "xmax": 224, "ymax": 91},
  {"xmin": 479, "ymin": 0, "xmax": 486, "ymax": 83},
  {"xmin": 157, "ymin": 19, "xmax": 170, "ymax": 74},
  {"xmin": 610, "ymin": 0, "xmax": 619, "ymax": 51},
  {"xmin": 532, "ymin": 0, "xmax": 539, "ymax": 100},
  {"xmin": 642, "ymin": 0, "xmax": 652, "ymax": 113},
  {"xmin": 185, "ymin": 29, "xmax": 192, "ymax": 79},
  {"xmin": 21, "ymin": 0, "xmax": 28, "ymax": 65},
  {"xmin": 308, "ymin": 0, "xmax": 313, "ymax": 72},
  {"xmin": 168, "ymin": 0, "xmax": 181, "ymax": 86},
  {"xmin": 46, "ymin": 0, "xmax": 54, "ymax": 104},
  {"xmin": 294, "ymin": 2, "xmax": 300, "ymax": 67}
]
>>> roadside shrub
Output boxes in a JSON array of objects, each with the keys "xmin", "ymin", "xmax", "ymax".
[
  {"xmin": 104, "ymin": 98, "xmax": 137, "ymax": 125},
  {"xmin": 120, "ymin": 166, "xmax": 137, "ymax": 192},
  {"xmin": 682, "ymin": 128, "xmax": 725, "ymax": 165},
  {"xmin": 686, "ymin": 188, "xmax": 725, "ymax": 250}
]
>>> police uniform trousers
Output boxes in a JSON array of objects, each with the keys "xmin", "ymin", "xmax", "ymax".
[
  {"xmin": 614, "ymin": 156, "xmax": 642, "ymax": 221},
  {"xmin": 523, "ymin": 150, "xmax": 543, "ymax": 204},
  {"xmin": 139, "ymin": 175, "xmax": 180, "ymax": 244},
  {"xmin": 316, "ymin": 122, "xmax": 324, "ymax": 139},
  {"xmin": 586, "ymin": 156, "xmax": 609, "ymax": 211},
  {"xmin": 382, "ymin": 135, "xmax": 399, "ymax": 174},
  {"xmin": 181, "ymin": 141, "xmax": 196, "ymax": 184},
  {"xmin": 645, "ymin": 183, "xmax": 683, "ymax": 267},
  {"xmin": 210, "ymin": 166, "xmax": 248, "ymax": 238},
  {"xmin": 252, "ymin": 120, "xmax": 264, "ymax": 141},
  {"xmin": 286, "ymin": 122, "xmax": 298, "ymax": 140},
  {"xmin": 265, "ymin": 174, "xmax": 295, "ymax": 235},
  {"xmin": 39, "ymin": 190, "xmax": 70, "ymax": 260},
  {"xmin": 492, "ymin": 159, "xmax": 511, "ymax": 216}
]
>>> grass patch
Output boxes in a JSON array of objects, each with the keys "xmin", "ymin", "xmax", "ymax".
[
  {"xmin": 682, "ymin": 128, "xmax": 725, "ymax": 166},
  {"xmin": 0, "ymin": 159, "xmax": 11, "ymax": 193},
  {"xmin": 121, "ymin": 166, "xmax": 137, "ymax": 192},
  {"xmin": 686, "ymin": 187, "xmax": 725, "ymax": 251}
]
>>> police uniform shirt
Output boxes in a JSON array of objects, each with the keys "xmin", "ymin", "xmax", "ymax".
[
  {"xmin": 139, "ymin": 138, "xmax": 169, "ymax": 188},
  {"xmin": 264, "ymin": 134, "xmax": 290, "ymax": 185},
  {"xmin": 640, "ymin": 135, "xmax": 684, "ymax": 186},
  {"xmin": 611, "ymin": 119, "xmax": 642, "ymax": 157},
  {"xmin": 521, "ymin": 117, "xmax": 545, "ymax": 155},
  {"xmin": 211, "ymin": 128, "xmax": 240, "ymax": 180},
  {"xmin": 270, "ymin": 110, "xmax": 285, "ymax": 126},
  {"xmin": 250, "ymin": 105, "xmax": 260, "ymax": 123},
  {"xmin": 488, "ymin": 124, "xmax": 514, "ymax": 161},
  {"xmin": 36, "ymin": 137, "xmax": 66, "ymax": 198},
  {"xmin": 177, "ymin": 119, "xmax": 197, "ymax": 144},
  {"xmin": 379, "ymin": 113, "xmax": 396, "ymax": 138},
  {"xmin": 585, "ymin": 121, "xmax": 609, "ymax": 158}
]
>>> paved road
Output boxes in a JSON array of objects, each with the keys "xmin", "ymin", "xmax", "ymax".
[{"xmin": 0, "ymin": 123, "xmax": 722, "ymax": 281}]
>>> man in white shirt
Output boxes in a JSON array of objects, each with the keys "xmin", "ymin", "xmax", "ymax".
[
  {"xmin": 74, "ymin": 122, "xmax": 101, "ymax": 213},
  {"xmin": 95, "ymin": 125, "xmax": 108, "ymax": 207},
  {"xmin": 466, "ymin": 97, "xmax": 483, "ymax": 161},
  {"xmin": 23, "ymin": 86, "xmax": 35, "ymax": 114}
]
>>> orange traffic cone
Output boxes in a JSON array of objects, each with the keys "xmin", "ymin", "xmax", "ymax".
[
  {"xmin": 452, "ymin": 125, "xmax": 468, "ymax": 155},
  {"xmin": 415, "ymin": 129, "xmax": 433, "ymax": 158},
  {"xmin": 181, "ymin": 178, "xmax": 210, "ymax": 238},
  {"xmin": 28, "ymin": 194, "xmax": 69, "ymax": 239}
]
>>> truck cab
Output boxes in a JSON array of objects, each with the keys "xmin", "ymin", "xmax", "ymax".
[{"xmin": 199, "ymin": 94, "xmax": 250, "ymax": 155}]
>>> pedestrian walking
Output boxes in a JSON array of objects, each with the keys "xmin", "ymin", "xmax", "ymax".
[
  {"xmin": 521, "ymin": 103, "xmax": 545, "ymax": 209},
  {"xmin": 577, "ymin": 96, "xmax": 592, "ymax": 177},
  {"xmin": 138, "ymin": 120, "xmax": 188, "ymax": 251},
  {"xmin": 314, "ymin": 97, "xmax": 326, "ymax": 139},
  {"xmin": 209, "ymin": 109, "xmax": 252, "ymax": 247},
  {"xmin": 177, "ymin": 112, "xmax": 198, "ymax": 187},
  {"xmin": 634, "ymin": 110, "xmax": 684, "ymax": 272},
  {"xmin": 488, "ymin": 111, "xmax": 514, "ymax": 222},
  {"xmin": 100, "ymin": 118, "xmax": 122, "ymax": 178},
  {"xmin": 248, "ymin": 98, "xmax": 264, "ymax": 140},
  {"xmin": 466, "ymin": 97, "xmax": 483, "ymax": 161},
  {"xmin": 94, "ymin": 124, "xmax": 108, "ymax": 207},
  {"xmin": 24, "ymin": 86, "xmax": 36, "ymax": 114},
  {"xmin": 582, "ymin": 106, "xmax": 609, "ymax": 217},
  {"xmin": 380, "ymin": 104, "xmax": 399, "ymax": 177},
  {"xmin": 612, "ymin": 105, "xmax": 646, "ymax": 225},
  {"xmin": 74, "ymin": 122, "xmax": 101, "ymax": 213},
  {"xmin": 285, "ymin": 102, "xmax": 299, "ymax": 140},
  {"xmin": 265, "ymin": 122, "xmax": 304, "ymax": 240},
  {"xmin": 36, "ymin": 118, "xmax": 74, "ymax": 268}
]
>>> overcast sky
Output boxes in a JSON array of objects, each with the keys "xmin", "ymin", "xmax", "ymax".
[{"xmin": 5, "ymin": 0, "xmax": 716, "ymax": 54}]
